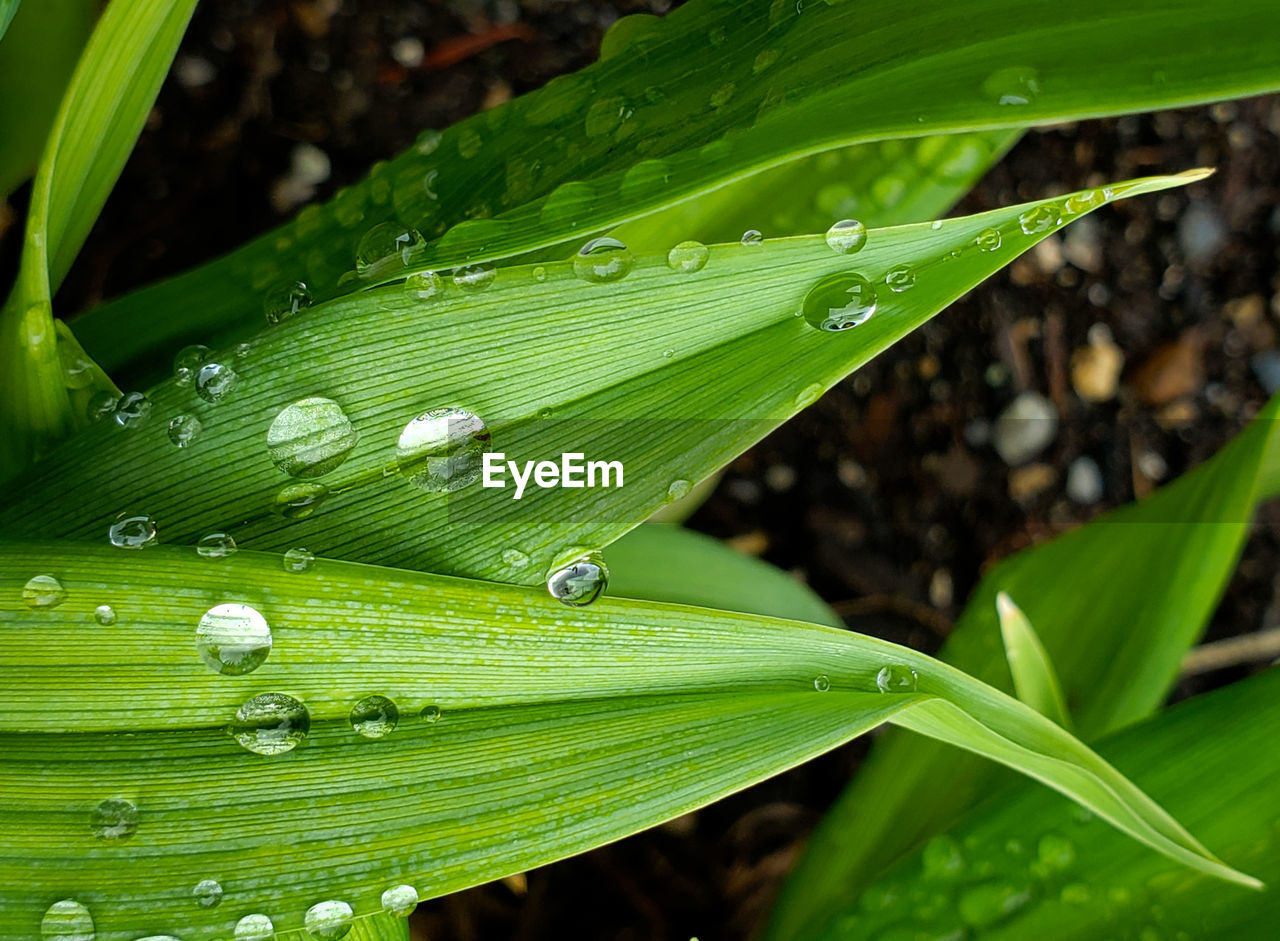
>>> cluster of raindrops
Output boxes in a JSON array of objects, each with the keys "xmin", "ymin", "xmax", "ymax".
[{"xmin": 546, "ymin": 552, "xmax": 609, "ymax": 606}]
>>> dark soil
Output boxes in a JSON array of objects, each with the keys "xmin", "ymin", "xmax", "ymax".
[{"xmin": 4, "ymin": 2, "xmax": 1278, "ymax": 939}]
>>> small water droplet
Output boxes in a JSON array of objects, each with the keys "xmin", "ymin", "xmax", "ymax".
[
  {"xmin": 24, "ymin": 574, "xmax": 66, "ymax": 609},
  {"xmin": 283, "ymin": 547, "xmax": 316, "ymax": 572},
  {"xmin": 168, "ymin": 414, "xmax": 202, "ymax": 448},
  {"xmin": 740, "ymin": 229, "xmax": 764, "ymax": 246},
  {"xmin": 197, "ymin": 533, "xmax": 238, "ymax": 559},
  {"xmin": 264, "ymin": 281, "xmax": 312, "ymax": 325},
  {"xmin": 1018, "ymin": 204, "xmax": 1060, "ymax": 236},
  {"xmin": 234, "ymin": 342, "xmax": 252, "ymax": 358},
  {"xmin": 195, "ymin": 362, "xmax": 238, "ymax": 404},
  {"xmin": 174, "ymin": 345, "xmax": 210, "ymax": 385},
  {"xmin": 885, "ymin": 265, "xmax": 916, "ymax": 293},
  {"xmin": 667, "ymin": 240, "xmax": 710, "ymax": 273},
  {"xmin": 276, "ymin": 482, "xmax": 329, "ymax": 519},
  {"xmin": 982, "ymin": 67, "xmax": 1041, "ymax": 106},
  {"xmin": 876, "ymin": 664, "xmax": 919, "ymax": 693},
  {"xmin": 930, "ymin": 220, "xmax": 943, "ymax": 230},
  {"xmin": 381, "ymin": 884, "xmax": 419, "ymax": 917},
  {"xmin": 976, "ymin": 228, "xmax": 1002, "ymax": 252},
  {"xmin": 795, "ymin": 383, "xmax": 823, "ymax": 408},
  {"xmin": 230, "ymin": 692, "xmax": 310, "ymax": 755},
  {"xmin": 503, "ymin": 548, "xmax": 530, "ymax": 568},
  {"xmin": 357, "ymin": 223, "xmax": 425, "ymax": 274},
  {"xmin": 825, "ymin": 219, "xmax": 868, "ymax": 254},
  {"xmin": 1037, "ymin": 832, "xmax": 1077, "ymax": 872},
  {"xmin": 666, "ymin": 479, "xmax": 692, "ymax": 502},
  {"xmin": 94, "ymin": 604, "xmax": 116, "ymax": 625},
  {"xmin": 421, "ymin": 704, "xmax": 442, "ymax": 723},
  {"xmin": 350, "ymin": 695, "xmax": 399, "ymax": 739},
  {"xmin": 813, "ymin": 674, "xmax": 831, "ymax": 692},
  {"xmin": 546, "ymin": 553, "xmax": 609, "ymax": 606},
  {"xmin": 802, "ymin": 273, "xmax": 878, "ymax": 331},
  {"xmin": 1065, "ymin": 189, "xmax": 1105, "ymax": 214},
  {"xmin": 415, "ymin": 128, "xmax": 442, "ymax": 155},
  {"xmin": 41, "ymin": 899, "xmax": 94, "ymax": 941},
  {"xmin": 532, "ymin": 266, "xmax": 548, "ymax": 282},
  {"xmin": 108, "ymin": 513, "xmax": 158, "ymax": 549},
  {"xmin": 197, "ymin": 602, "xmax": 272, "ymax": 675},
  {"xmin": 396, "ymin": 407, "xmax": 491, "ymax": 492},
  {"xmin": 662, "ymin": 348, "xmax": 674, "ymax": 358},
  {"xmin": 192, "ymin": 879, "xmax": 223, "ymax": 908},
  {"xmin": 304, "ymin": 901, "xmax": 354, "ymax": 941},
  {"xmin": 234, "ymin": 915, "xmax": 274, "ymax": 941},
  {"xmin": 267, "ymin": 397, "xmax": 360, "ymax": 479},
  {"xmin": 454, "ymin": 263, "xmax": 496, "ymax": 291},
  {"xmin": 574, "ymin": 237, "xmax": 634, "ymax": 283},
  {"xmin": 405, "ymin": 270, "xmax": 445, "ymax": 300},
  {"xmin": 90, "ymin": 797, "xmax": 138, "ymax": 841},
  {"xmin": 113, "ymin": 392, "xmax": 152, "ymax": 428}
]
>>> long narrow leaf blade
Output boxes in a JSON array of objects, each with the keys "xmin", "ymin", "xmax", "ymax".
[
  {"xmin": 0, "ymin": 0, "xmax": 19, "ymax": 44},
  {"xmin": 996, "ymin": 591, "xmax": 1071, "ymax": 728}
]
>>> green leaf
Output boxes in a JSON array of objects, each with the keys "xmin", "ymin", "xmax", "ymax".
[
  {"xmin": 0, "ymin": 543, "xmax": 1256, "ymax": 941},
  {"xmin": 70, "ymin": 0, "xmax": 1280, "ymax": 372},
  {"xmin": 0, "ymin": 0, "xmax": 20, "ymax": 45},
  {"xmin": 606, "ymin": 523, "xmax": 842, "ymax": 628},
  {"xmin": 827, "ymin": 667, "xmax": 1280, "ymax": 939},
  {"xmin": 764, "ymin": 390, "xmax": 1280, "ymax": 940},
  {"xmin": 995, "ymin": 591, "xmax": 1071, "ymax": 728},
  {"xmin": 0, "ymin": 175, "xmax": 1203, "ymax": 586}
]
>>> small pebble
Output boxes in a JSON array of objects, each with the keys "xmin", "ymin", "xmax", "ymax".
[
  {"xmin": 1177, "ymin": 202, "xmax": 1227, "ymax": 266},
  {"xmin": 1066, "ymin": 456, "xmax": 1104, "ymax": 505},
  {"xmin": 1008, "ymin": 463, "xmax": 1057, "ymax": 503},
  {"xmin": 1070, "ymin": 324, "xmax": 1124, "ymax": 403},
  {"xmin": 1137, "ymin": 450, "xmax": 1168, "ymax": 482},
  {"xmin": 1130, "ymin": 331, "xmax": 1204, "ymax": 406},
  {"xmin": 993, "ymin": 392, "xmax": 1059, "ymax": 466},
  {"xmin": 1251, "ymin": 351, "xmax": 1280, "ymax": 394}
]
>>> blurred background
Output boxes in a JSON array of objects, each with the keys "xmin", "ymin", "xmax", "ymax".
[{"xmin": 2, "ymin": 2, "xmax": 1277, "ymax": 938}]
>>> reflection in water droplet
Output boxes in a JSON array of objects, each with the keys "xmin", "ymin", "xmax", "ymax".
[
  {"xmin": 234, "ymin": 914, "xmax": 274, "ymax": 940},
  {"xmin": 802, "ymin": 273, "xmax": 878, "ymax": 332},
  {"xmin": 304, "ymin": 900, "xmax": 354, "ymax": 940},
  {"xmin": 666, "ymin": 479, "xmax": 692, "ymax": 502},
  {"xmin": 108, "ymin": 513, "xmax": 158, "ymax": 549},
  {"xmin": 276, "ymin": 482, "xmax": 329, "ymax": 519},
  {"xmin": 197, "ymin": 603, "xmax": 272, "ymax": 675},
  {"xmin": 1018, "ymin": 204, "xmax": 1060, "ymax": 235},
  {"xmin": 113, "ymin": 392, "xmax": 152, "ymax": 428},
  {"xmin": 264, "ymin": 281, "xmax": 312, "ymax": 325},
  {"xmin": 350, "ymin": 695, "xmax": 399, "ymax": 739},
  {"xmin": 885, "ymin": 266, "xmax": 916, "ymax": 293},
  {"xmin": 740, "ymin": 229, "xmax": 764, "ymax": 246},
  {"xmin": 90, "ymin": 797, "xmax": 139, "ymax": 841},
  {"xmin": 547, "ymin": 553, "xmax": 609, "ymax": 606},
  {"xmin": 396, "ymin": 407, "xmax": 491, "ymax": 492},
  {"xmin": 168, "ymin": 414, "xmax": 202, "ymax": 448},
  {"xmin": 813, "ymin": 674, "xmax": 831, "ymax": 692},
  {"xmin": 667, "ymin": 240, "xmax": 710, "ymax": 273},
  {"xmin": 982, "ymin": 67, "xmax": 1041, "ymax": 106},
  {"xmin": 24, "ymin": 574, "xmax": 66, "ymax": 609},
  {"xmin": 41, "ymin": 899, "xmax": 94, "ymax": 941},
  {"xmin": 405, "ymin": 270, "xmax": 445, "ymax": 300},
  {"xmin": 197, "ymin": 533, "xmax": 238, "ymax": 559},
  {"xmin": 1065, "ymin": 189, "xmax": 1105, "ymax": 214},
  {"xmin": 94, "ymin": 604, "xmax": 116, "ymax": 625},
  {"xmin": 283, "ymin": 547, "xmax": 316, "ymax": 573},
  {"xmin": 976, "ymin": 228, "xmax": 1002, "ymax": 252},
  {"xmin": 230, "ymin": 693, "xmax": 310, "ymax": 755},
  {"xmin": 87, "ymin": 391, "xmax": 117, "ymax": 423},
  {"xmin": 574, "ymin": 237, "xmax": 634, "ymax": 283},
  {"xmin": 503, "ymin": 548, "xmax": 530, "ymax": 568},
  {"xmin": 825, "ymin": 219, "xmax": 868, "ymax": 255},
  {"xmin": 876, "ymin": 664, "xmax": 919, "ymax": 693},
  {"xmin": 192, "ymin": 879, "xmax": 223, "ymax": 908},
  {"xmin": 195, "ymin": 362, "xmax": 238, "ymax": 404},
  {"xmin": 267, "ymin": 397, "xmax": 360, "ymax": 479},
  {"xmin": 421, "ymin": 704, "xmax": 442, "ymax": 723},
  {"xmin": 381, "ymin": 884, "xmax": 419, "ymax": 917},
  {"xmin": 357, "ymin": 223, "xmax": 425, "ymax": 274},
  {"xmin": 174, "ymin": 345, "xmax": 210, "ymax": 386},
  {"xmin": 454, "ymin": 263, "xmax": 496, "ymax": 292}
]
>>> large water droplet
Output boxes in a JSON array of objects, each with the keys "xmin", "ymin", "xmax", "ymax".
[
  {"xmin": 230, "ymin": 693, "xmax": 310, "ymax": 755},
  {"xmin": 197, "ymin": 603, "xmax": 272, "ymax": 675},
  {"xmin": 667, "ymin": 240, "xmax": 710, "ymax": 273},
  {"xmin": 264, "ymin": 280, "xmax": 312, "ymax": 325},
  {"xmin": 90, "ymin": 797, "xmax": 138, "ymax": 841},
  {"xmin": 350, "ymin": 695, "xmax": 399, "ymax": 739},
  {"xmin": 94, "ymin": 604, "xmax": 116, "ymax": 625},
  {"xmin": 168, "ymin": 414, "xmax": 202, "ymax": 448},
  {"xmin": 454, "ymin": 263, "xmax": 496, "ymax": 292},
  {"xmin": 546, "ymin": 553, "xmax": 609, "ymax": 606},
  {"xmin": 982, "ymin": 67, "xmax": 1041, "ymax": 106},
  {"xmin": 885, "ymin": 265, "xmax": 916, "ymax": 293},
  {"xmin": 108, "ymin": 513, "xmax": 158, "ymax": 549},
  {"xmin": 741, "ymin": 229, "xmax": 764, "ymax": 246},
  {"xmin": 357, "ymin": 223, "xmax": 425, "ymax": 274},
  {"xmin": 267, "ymin": 397, "xmax": 360, "ymax": 479},
  {"xmin": 1018, "ymin": 204, "xmax": 1060, "ymax": 235},
  {"xmin": 304, "ymin": 900, "xmax": 353, "ymax": 940},
  {"xmin": 395, "ymin": 407, "xmax": 491, "ymax": 493},
  {"xmin": 876, "ymin": 664, "xmax": 918, "ymax": 693},
  {"xmin": 802, "ymin": 273, "xmax": 878, "ymax": 332},
  {"xmin": 381, "ymin": 884, "xmax": 419, "ymax": 918},
  {"xmin": 813, "ymin": 674, "xmax": 831, "ymax": 692},
  {"xmin": 976, "ymin": 228, "xmax": 1002, "ymax": 252},
  {"xmin": 197, "ymin": 533, "xmax": 238, "ymax": 559},
  {"xmin": 113, "ymin": 392, "xmax": 152, "ymax": 428},
  {"xmin": 405, "ymin": 270, "xmax": 445, "ymax": 300},
  {"xmin": 283, "ymin": 547, "xmax": 316, "ymax": 573},
  {"xmin": 192, "ymin": 879, "xmax": 223, "ymax": 908},
  {"xmin": 574, "ymin": 237, "xmax": 633, "ymax": 283},
  {"xmin": 234, "ymin": 915, "xmax": 274, "ymax": 941},
  {"xmin": 276, "ymin": 482, "xmax": 329, "ymax": 519},
  {"xmin": 825, "ymin": 219, "xmax": 868, "ymax": 254},
  {"xmin": 195, "ymin": 362, "xmax": 238, "ymax": 404},
  {"xmin": 174, "ymin": 345, "xmax": 210, "ymax": 386},
  {"xmin": 24, "ymin": 574, "xmax": 66, "ymax": 609},
  {"xmin": 41, "ymin": 900, "xmax": 94, "ymax": 941}
]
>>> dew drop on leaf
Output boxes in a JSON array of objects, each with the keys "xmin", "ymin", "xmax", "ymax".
[
  {"xmin": 1065, "ymin": 189, "xmax": 1105, "ymax": 214},
  {"xmin": 90, "ymin": 798, "xmax": 138, "ymax": 841},
  {"xmin": 234, "ymin": 915, "xmax": 274, "ymax": 941},
  {"xmin": 801, "ymin": 272, "xmax": 878, "ymax": 332},
  {"xmin": 395, "ymin": 407, "xmax": 491, "ymax": 493},
  {"xmin": 666, "ymin": 479, "xmax": 692, "ymax": 502},
  {"xmin": 196, "ymin": 603, "xmax": 271, "ymax": 675},
  {"xmin": 112, "ymin": 392, "xmax": 152, "ymax": 428},
  {"xmin": 982, "ymin": 66, "xmax": 1041, "ymax": 106},
  {"xmin": 196, "ymin": 533, "xmax": 238, "ymax": 559},
  {"xmin": 454, "ymin": 262, "xmax": 496, "ymax": 291},
  {"xmin": 275, "ymin": 482, "xmax": 330, "ymax": 519},
  {"xmin": 574, "ymin": 237, "xmax": 634, "ymax": 283},
  {"xmin": 356, "ymin": 223, "xmax": 425, "ymax": 274},
  {"xmin": 876, "ymin": 664, "xmax": 919, "ymax": 693},
  {"xmin": 546, "ymin": 553, "xmax": 609, "ymax": 606},
  {"xmin": 173, "ymin": 345, "xmax": 210, "ymax": 386},
  {"xmin": 976, "ymin": 228, "xmax": 1002, "ymax": 252},
  {"xmin": 304, "ymin": 900, "xmax": 354, "ymax": 941},
  {"xmin": 230, "ymin": 693, "xmax": 310, "ymax": 755},
  {"xmin": 404, "ymin": 270, "xmax": 445, "ymax": 300},
  {"xmin": 263, "ymin": 280, "xmax": 312, "ymax": 325},
  {"xmin": 283, "ymin": 547, "xmax": 316, "ymax": 573},
  {"xmin": 824, "ymin": 219, "xmax": 868, "ymax": 255},
  {"xmin": 381, "ymin": 885, "xmax": 419, "ymax": 918},
  {"xmin": 740, "ymin": 229, "xmax": 764, "ymax": 246},
  {"xmin": 1018, "ymin": 203, "xmax": 1060, "ymax": 235},
  {"xmin": 195, "ymin": 362, "xmax": 238, "ymax": 404},
  {"xmin": 108, "ymin": 513, "xmax": 158, "ymax": 549},
  {"xmin": 93, "ymin": 604, "xmax": 116, "ymax": 625},
  {"xmin": 503, "ymin": 548, "xmax": 530, "ymax": 568},
  {"xmin": 813, "ymin": 674, "xmax": 831, "ymax": 692},
  {"xmin": 667, "ymin": 240, "xmax": 709, "ymax": 273},
  {"xmin": 86, "ymin": 391, "xmax": 116, "ymax": 423},
  {"xmin": 168, "ymin": 414, "xmax": 202, "ymax": 448},
  {"xmin": 41, "ymin": 899, "xmax": 94, "ymax": 941},
  {"xmin": 267, "ymin": 397, "xmax": 360, "ymax": 479},
  {"xmin": 24, "ymin": 574, "xmax": 65, "ymax": 609},
  {"xmin": 192, "ymin": 879, "xmax": 223, "ymax": 909},
  {"xmin": 421, "ymin": 704, "xmax": 442, "ymax": 723},
  {"xmin": 350, "ymin": 695, "xmax": 399, "ymax": 739},
  {"xmin": 885, "ymin": 265, "xmax": 916, "ymax": 293}
]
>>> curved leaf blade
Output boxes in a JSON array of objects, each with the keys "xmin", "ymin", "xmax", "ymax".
[{"xmin": 996, "ymin": 591, "xmax": 1071, "ymax": 728}]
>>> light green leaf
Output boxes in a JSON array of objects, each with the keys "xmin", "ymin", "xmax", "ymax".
[
  {"xmin": 0, "ymin": 175, "xmax": 1204, "ymax": 586},
  {"xmin": 0, "ymin": 0, "xmax": 20, "ymax": 45},
  {"xmin": 0, "ymin": 543, "xmax": 1256, "ymax": 941},
  {"xmin": 996, "ymin": 591, "xmax": 1071, "ymax": 728}
]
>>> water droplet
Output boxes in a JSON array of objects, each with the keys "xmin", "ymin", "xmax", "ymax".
[
  {"xmin": 876, "ymin": 664, "xmax": 918, "ymax": 693},
  {"xmin": 795, "ymin": 383, "xmax": 823, "ymax": 408},
  {"xmin": 90, "ymin": 797, "xmax": 138, "ymax": 841},
  {"xmin": 405, "ymin": 270, "xmax": 445, "ymax": 300},
  {"xmin": 197, "ymin": 603, "xmax": 272, "ymax": 675},
  {"xmin": 454, "ymin": 262, "xmax": 496, "ymax": 291},
  {"xmin": 174, "ymin": 345, "xmax": 210, "ymax": 385},
  {"xmin": 275, "ymin": 482, "xmax": 329, "ymax": 519},
  {"xmin": 1018, "ymin": 204, "xmax": 1060, "ymax": 235},
  {"xmin": 267, "ymin": 397, "xmax": 360, "ymax": 479},
  {"xmin": 350, "ymin": 695, "xmax": 399, "ymax": 739},
  {"xmin": 264, "ymin": 281, "xmax": 312, "ymax": 325},
  {"xmin": 976, "ymin": 228, "xmax": 1002, "ymax": 252},
  {"xmin": 930, "ymin": 220, "xmax": 943, "ymax": 230},
  {"xmin": 113, "ymin": 392, "xmax": 152, "ymax": 428},
  {"xmin": 197, "ymin": 533, "xmax": 238, "ymax": 559},
  {"xmin": 825, "ymin": 219, "xmax": 868, "ymax": 254},
  {"xmin": 574, "ymin": 237, "xmax": 634, "ymax": 283},
  {"xmin": 1065, "ymin": 189, "xmax": 1105, "ymax": 215},
  {"xmin": 304, "ymin": 901, "xmax": 353, "ymax": 941},
  {"xmin": 802, "ymin": 273, "xmax": 878, "ymax": 332},
  {"xmin": 813, "ymin": 674, "xmax": 831, "ymax": 692},
  {"xmin": 24, "ymin": 574, "xmax": 65, "ymax": 609},
  {"xmin": 546, "ymin": 553, "xmax": 609, "ymax": 606},
  {"xmin": 283, "ymin": 547, "xmax": 316, "ymax": 573},
  {"xmin": 41, "ymin": 899, "xmax": 94, "ymax": 941},
  {"xmin": 662, "ymin": 348, "xmax": 674, "ymax": 358},
  {"xmin": 415, "ymin": 128, "xmax": 442, "ymax": 155},
  {"xmin": 503, "ymin": 548, "xmax": 530, "ymax": 568},
  {"xmin": 753, "ymin": 48, "xmax": 779, "ymax": 73},
  {"xmin": 585, "ymin": 97, "xmax": 627, "ymax": 137},
  {"xmin": 885, "ymin": 265, "xmax": 916, "ymax": 293},
  {"xmin": 94, "ymin": 604, "xmax": 116, "ymax": 625},
  {"xmin": 195, "ymin": 362, "xmax": 238, "ymax": 404},
  {"xmin": 234, "ymin": 342, "xmax": 252, "ymax": 358},
  {"xmin": 982, "ymin": 67, "xmax": 1041, "ymax": 106},
  {"xmin": 666, "ymin": 479, "xmax": 692, "ymax": 501},
  {"xmin": 710, "ymin": 82, "xmax": 736, "ymax": 108},
  {"xmin": 357, "ymin": 223, "xmax": 425, "ymax": 274},
  {"xmin": 667, "ymin": 240, "xmax": 710, "ymax": 273},
  {"xmin": 87, "ymin": 391, "xmax": 117, "ymax": 423},
  {"xmin": 230, "ymin": 692, "xmax": 310, "ymax": 755},
  {"xmin": 421, "ymin": 704, "xmax": 442, "ymax": 723},
  {"xmin": 741, "ymin": 229, "xmax": 764, "ymax": 246},
  {"xmin": 168, "ymin": 414, "xmax": 203, "ymax": 448},
  {"xmin": 1036, "ymin": 831, "xmax": 1077, "ymax": 872},
  {"xmin": 381, "ymin": 884, "xmax": 419, "ymax": 917},
  {"xmin": 532, "ymin": 266, "xmax": 548, "ymax": 282},
  {"xmin": 192, "ymin": 879, "xmax": 223, "ymax": 908},
  {"xmin": 234, "ymin": 914, "xmax": 274, "ymax": 940},
  {"xmin": 395, "ymin": 407, "xmax": 491, "ymax": 492},
  {"xmin": 108, "ymin": 513, "xmax": 158, "ymax": 549}
]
